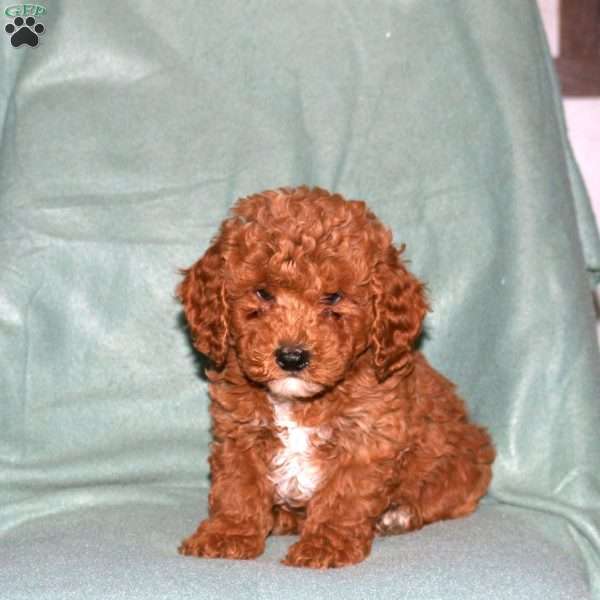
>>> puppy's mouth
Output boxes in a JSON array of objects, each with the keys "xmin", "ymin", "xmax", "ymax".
[{"xmin": 267, "ymin": 376, "xmax": 325, "ymax": 399}]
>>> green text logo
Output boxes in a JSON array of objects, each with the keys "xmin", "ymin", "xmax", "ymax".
[{"xmin": 4, "ymin": 4, "xmax": 46, "ymax": 17}]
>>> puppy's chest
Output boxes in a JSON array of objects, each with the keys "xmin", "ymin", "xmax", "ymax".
[{"xmin": 268, "ymin": 398, "xmax": 329, "ymax": 507}]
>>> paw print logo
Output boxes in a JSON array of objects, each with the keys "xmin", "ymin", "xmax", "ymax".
[{"xmin": 5, "ymin": 16, "xmax": 45, "ymax": 47}]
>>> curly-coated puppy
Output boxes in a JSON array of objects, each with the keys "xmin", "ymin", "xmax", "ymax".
[{"xmin": 177, "ymin": 186, "xmax": 494, "ymax": 569}]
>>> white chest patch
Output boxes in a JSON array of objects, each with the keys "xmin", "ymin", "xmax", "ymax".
[{"xmin": 268, "ymin": 396, "xmax": 322, "ymax": 507}]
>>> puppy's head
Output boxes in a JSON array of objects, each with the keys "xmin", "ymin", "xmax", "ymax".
[{"xmin": 178, "ymin": 187, "xmax": 427, "ymax": 398}]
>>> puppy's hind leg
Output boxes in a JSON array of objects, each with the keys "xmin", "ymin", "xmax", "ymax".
[
  {"xmin": 271, "ymin": 506, "xmax": 305, "ymax": 535},
  {"xmin": 375, "ymin": 501, "xmax": 423, "ymax": 535}
]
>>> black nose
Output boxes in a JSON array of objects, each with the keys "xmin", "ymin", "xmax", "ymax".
[{"xmin": 275, "ymin": 346, "xmax": 310, "ymax": 372}]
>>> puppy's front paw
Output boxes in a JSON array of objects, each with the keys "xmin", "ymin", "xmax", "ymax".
[
  {"xmin": 179, "ymin": 518, "xmax": 265, "ymax": 560},
  {"xmin": 283, "ymin": 532, "xmax": 369, "ymax": 569}
]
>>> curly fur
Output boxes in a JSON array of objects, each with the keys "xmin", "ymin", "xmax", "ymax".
[{"xmin": 177, "ymin": 186, "xmax": 494, "ymax": 569}]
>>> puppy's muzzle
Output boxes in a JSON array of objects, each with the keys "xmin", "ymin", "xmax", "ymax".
[{"xmin": 275, "ymin": 346, "xmax": 310, "ymax": 372}]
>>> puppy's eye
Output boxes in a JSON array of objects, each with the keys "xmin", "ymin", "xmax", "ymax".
[
  {"xmin": 321, "ymin": 292, "xmax": 343, "ymax": 305},
  {"xmin": 256, "ymin": 288, "xmax": 274, "ymax": 302}
]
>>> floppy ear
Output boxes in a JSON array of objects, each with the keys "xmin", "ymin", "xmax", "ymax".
[
  {"xmin": 371, "ymin": 245, "xmax": 428, "ymax": 381},
  {"xmin": 177, "ymin": 241, "xmax": 229, "ymax": 369}
]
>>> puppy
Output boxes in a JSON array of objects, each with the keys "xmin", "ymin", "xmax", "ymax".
[{"xmin": 177, "ymin": 186, "xmax": 494, "ymax": 568}]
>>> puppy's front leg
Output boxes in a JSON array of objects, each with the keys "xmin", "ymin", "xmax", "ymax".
[
  {"xmin": 179, "ymin": 441, "xmax": 273, "ymax": 560},
  {"xmin": 283, "ymin": 464, "xmax": 390, "ymax": 569}
]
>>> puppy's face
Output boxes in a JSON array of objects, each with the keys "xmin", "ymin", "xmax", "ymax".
[
  {"xmin": 227, "ymin": 253, "xmax": 372, "ymax": 398},
  {"xmin": 178, "ymin": 188, "xmax": 427, "ymax": 398}
]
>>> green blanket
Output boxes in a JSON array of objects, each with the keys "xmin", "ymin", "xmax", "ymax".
[{"xmin": 1, "ymin": 1, "xmax": 599, "ymax": 598}]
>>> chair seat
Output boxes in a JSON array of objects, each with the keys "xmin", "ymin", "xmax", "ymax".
[{"xmin": 0, "ymin": 492, "xmax": 590, "ymax": 600}]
